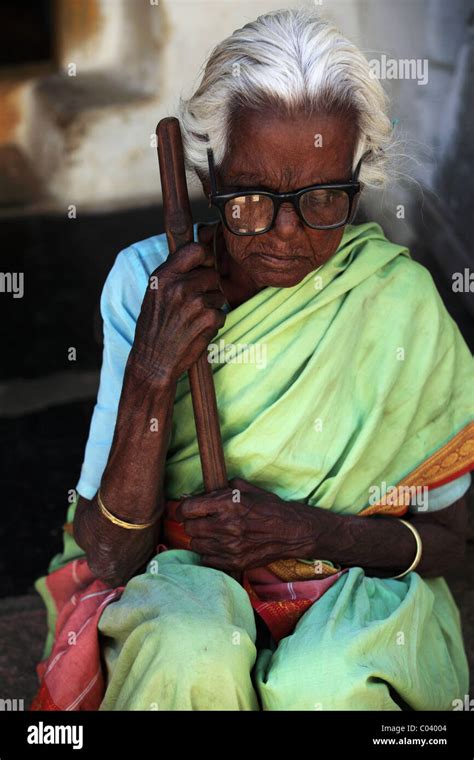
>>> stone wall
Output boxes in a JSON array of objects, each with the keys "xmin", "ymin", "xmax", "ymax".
[{"xmin": 0, "ymin": 0, "xmax": 469, "ymax": 212}]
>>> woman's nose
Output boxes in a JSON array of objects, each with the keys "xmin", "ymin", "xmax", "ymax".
[{"xmin": 273, "ymin": 202, "xmax": 302, "ymax": 240}]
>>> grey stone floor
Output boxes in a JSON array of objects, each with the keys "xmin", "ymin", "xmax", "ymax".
[{"xmin": 0, "ymin": 594, "xmax": 47, "ymax": 707}]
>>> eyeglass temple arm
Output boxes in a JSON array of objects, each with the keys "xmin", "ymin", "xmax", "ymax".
[
  {"xmin": 207, "ymin": 148, "xmax": 218, "ymax": 196},
  {"xmin": 353, "ymin": 148, "xmax": 379, "ymax": 181}
]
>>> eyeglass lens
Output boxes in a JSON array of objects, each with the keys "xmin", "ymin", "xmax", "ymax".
[{"xmin": 224, "ymin": 189, "xmax": 350, "ymax": 234}]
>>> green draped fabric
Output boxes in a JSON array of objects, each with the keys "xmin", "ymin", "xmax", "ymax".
[{"xmin": 166, "ymin": 221, "xmax": 473, "ymax": 511}]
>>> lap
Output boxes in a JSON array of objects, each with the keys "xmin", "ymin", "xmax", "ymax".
[{"xmin": 97, "ymin": 550, "xmax": 468, "ymax": 711}]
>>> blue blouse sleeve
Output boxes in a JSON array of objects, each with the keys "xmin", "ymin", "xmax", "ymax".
[
  {"xmin": 75, "ymin": 231, "xmax": 174, "ymax": 500},
  {"xmin": 75, "ymin": 248, "xmax": 147, "ymax": 499},
  {"xmin": 75, "ymin": 227, "xmax": 197, "ymax": 500},
  {"xmin": 408, "ymin": 471, "xmax": 471, "ymax": 514}
]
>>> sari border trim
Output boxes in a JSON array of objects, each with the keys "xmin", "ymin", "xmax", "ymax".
[{"xmin": 359, "ymin": 420, "xmax": 474, "ymax": 516}]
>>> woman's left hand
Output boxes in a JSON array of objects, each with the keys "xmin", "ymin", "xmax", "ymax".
[{"xmin": 175, "ymin": 477, "xmax": 316, "ymax": 572}]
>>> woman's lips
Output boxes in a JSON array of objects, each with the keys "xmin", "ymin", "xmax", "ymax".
[{"xmin": 257, "ymin": 252, "xmax": 305, "ymax": 266}]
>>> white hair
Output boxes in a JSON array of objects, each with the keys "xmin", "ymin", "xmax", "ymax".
[{"xmin": 178, "ymin": 7, "xmax": 394, "ymax": 189}]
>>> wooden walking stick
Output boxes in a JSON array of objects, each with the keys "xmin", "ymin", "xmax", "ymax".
[{"xmin": 156, "ymin": 117, "xmax": 228, "ymax": 493}]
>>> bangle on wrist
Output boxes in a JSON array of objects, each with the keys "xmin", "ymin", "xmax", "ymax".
[
  {"xmin": 97, "ymin": 488, "xmax": 158, "ymax": 530},
  {"xmin": 390, "ymin": 518, "xmax": 423, "ymax": 580}
]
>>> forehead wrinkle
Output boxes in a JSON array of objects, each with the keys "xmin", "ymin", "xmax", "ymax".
[
  {"xmin": 223, "ymin": 140, "xmax": 354, "ymax": 189},
  {"xmin": 225, "ymin": 163, "xmax": 287, "ymax": 187},
  {"xmin": 224, "ymin": 162, "xmax": 350, "ymax": 190},
  {"xmin": 225, "ymin": 163, "xmax": 321, "ymax": 191}
]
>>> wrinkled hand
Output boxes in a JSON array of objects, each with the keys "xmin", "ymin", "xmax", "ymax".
[
  {"xmin": 128, "ymin": 239, "xmax": 226, "ymax": 388},
  {"xmin": 175, "ymin": 477, "xmax": 315, "ymax": 573}
]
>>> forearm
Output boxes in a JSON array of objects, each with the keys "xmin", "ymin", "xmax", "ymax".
[
  {"xmin": 288, "ymin": 499, "xmax": 467, "ymax": 579},
  {"xmin": 74, "ymin": 358, "xmax": 178, "ymax": 585},
  {"xmin": 100, "ymin": 361, "xmax": 177, "ymax": 517}
]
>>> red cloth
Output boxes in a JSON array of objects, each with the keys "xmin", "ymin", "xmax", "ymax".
[{"xmin": 30, "ymin": 559, "xmax": 124, "ymax": 711}]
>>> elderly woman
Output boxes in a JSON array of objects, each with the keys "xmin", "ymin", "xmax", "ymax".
[{"xmin": 32, "ymin": 8, "xmax": 473, "ymax": 712}]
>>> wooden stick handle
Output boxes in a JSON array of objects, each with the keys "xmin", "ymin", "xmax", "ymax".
[{"xmin": 156, "ymin": 117, "xmax": 228, "ymax": 492}]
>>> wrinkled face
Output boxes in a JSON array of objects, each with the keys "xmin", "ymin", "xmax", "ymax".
[{"xmin": 212, "ymin": 106, "xmax": 359, "ymax": 288}]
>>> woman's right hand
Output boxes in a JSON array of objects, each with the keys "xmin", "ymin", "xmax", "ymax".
[
  {"xmin": 75, "ymin": 241, "xmax": 228, "ymax": 586},
  {"xmin": 127, "ymin": 241, "xmax": 227, "ymax": 387}
]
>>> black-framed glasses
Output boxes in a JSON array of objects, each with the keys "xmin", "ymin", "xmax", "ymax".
[{"xmin": 207, "ymin": 148, "xmax": 370, "ymax": 236}]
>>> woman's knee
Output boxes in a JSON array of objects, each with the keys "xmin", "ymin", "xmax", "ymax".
[
  {"xmin": 105, "ymin": 612, "xmax": 258, "ymax": 710},
  {"xmin": 157, "ymin": 611, "xmax": 257, "ymax": 674},
  {"xmin": 254, "ymin": 637, "xmax": 397, "ymax": 711},
  {"xmin": 98, "ymin": 556, "xmax": 260, "ymax": 709}
]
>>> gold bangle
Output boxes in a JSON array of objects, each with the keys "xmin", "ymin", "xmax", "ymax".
[
  {"xmin": 97, "ymin": 489, "xmax": 157, "ymax": 530},
  {"xmin": 391, "ymin": 518, "xmax": 423, "ymax": 580}
]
